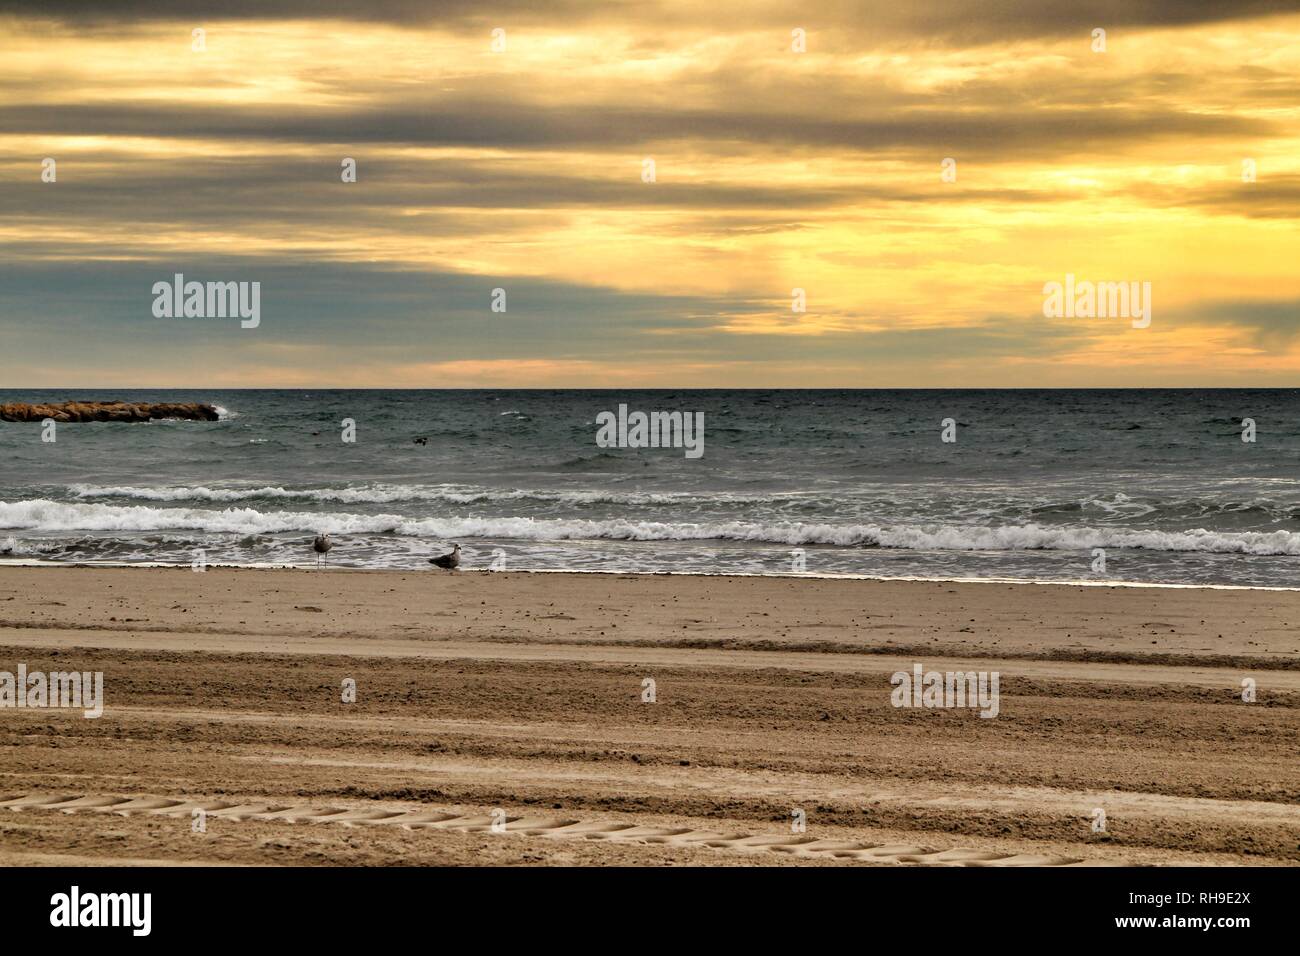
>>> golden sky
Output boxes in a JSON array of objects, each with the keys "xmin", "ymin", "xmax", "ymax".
[{"xmin": 1, "ymin": 1, "xmax": 1298, "ymax": 387}]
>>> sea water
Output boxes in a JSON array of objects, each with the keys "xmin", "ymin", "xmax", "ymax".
[{"xmin": 2, "ymin": 388, "xmax": 1299, "ymax": 587}]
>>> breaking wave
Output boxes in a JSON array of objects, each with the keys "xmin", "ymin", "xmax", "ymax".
[{"xmin": 7, "ymin": 499, "xmax": 1300, "ymax": 555}]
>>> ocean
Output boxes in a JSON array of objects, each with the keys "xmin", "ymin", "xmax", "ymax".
[{"xmin": 2, "ymin": 388, "xmax": 1300, "ymax": 587}]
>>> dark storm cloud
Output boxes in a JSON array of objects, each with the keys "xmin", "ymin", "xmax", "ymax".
[
  {"xmin": 0, "ymin": 152, "xmax": 1073, "ymax": 238},
  {"xmin": 1, "ymin": 99, "xmax": 1273, "ymax": 159},
  {"xmin": 1172, "ymin": 175, "xmax": 1300, "ymax": 220},
  {"xmin": 1180, "ymin": 298, "xmax": 1300, "ymax": 348},
  {"xmin": 1, "ymin": 0, "xmax": 1292, "ymax": 42},
  {"xmin": 0, "ymin": 0, "xmax": 580, "ymax": 27}
]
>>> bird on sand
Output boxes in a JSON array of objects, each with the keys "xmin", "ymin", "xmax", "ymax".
[
  {"xmin": 428, "ymin": 543, "xmax": 461, "ymax": 570},
  {"xmin": 312, "ymin": 533, "xmax": 332, "ymax": 569}
]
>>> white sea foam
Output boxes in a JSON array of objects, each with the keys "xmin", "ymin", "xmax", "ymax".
[
  {"xmin": 70, "ymin": 483, "xmax": 439, "ymax": 504},
  {"xmin": 7, "ymin": 499, "xmax": 1300, "ymax": 554},
  {"xmin": 67, "ymin": 483, "xmax": 1292, "ymax": 522}
]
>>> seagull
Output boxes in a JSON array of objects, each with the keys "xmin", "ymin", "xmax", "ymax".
[
  {"xmin": 428, "ymin": 543, "xmax": 461, "ymax": 570},
  {"xmin": 312, "ymin": 533, "xmax": 332, "ymax": 569}
]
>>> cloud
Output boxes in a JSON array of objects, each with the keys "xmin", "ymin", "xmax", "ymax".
[
  {"xmin": 1179, "ymin": 297, "xmax": 1300, "ymax": 348},
  {"xmin": 0, "ymin": 6, "xmax": 1296, "ymax": 385},
  {"xmin": 1, "ymin": 100, "xmax": 1275, "ymax": 159},
  {"xmin": 4, "ymin": 0, "xmax": 1294, "ymax": 41}
]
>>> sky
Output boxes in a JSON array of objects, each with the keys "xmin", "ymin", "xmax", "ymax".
[{"xmin": 1, "ymin": 1, "xmax": 1298, "ymax": 388}]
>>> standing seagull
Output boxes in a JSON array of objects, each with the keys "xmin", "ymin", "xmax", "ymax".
[
  {"xmin": 428, "ymin": 543, "xmax": 461, "ymax": 570},
  {"xmin": 312, "ymin": 533, "xmax": 332, "ymax": 569}
]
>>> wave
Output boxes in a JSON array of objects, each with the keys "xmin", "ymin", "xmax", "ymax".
[
  {"xmin": 62, "ymin": 484, "xmax": 1300, "ymax": 521},
  {"xmin": 66, "ymin": 483, "xmax": 735, "ymax": 507},
  {"xmin": 6, "ymin": 499, "xmax": 1300, "ymax": 555},
  {"xmin": 70, "ymin": 483, "xmax": 465, "ymax": 505}
]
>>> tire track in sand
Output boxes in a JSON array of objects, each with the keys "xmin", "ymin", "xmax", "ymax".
[{"xmin": 0, "ymin": 792, "xmax": 1108, "ymax": 866}]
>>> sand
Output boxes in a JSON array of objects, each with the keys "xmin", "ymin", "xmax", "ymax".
[{"xmin": 0, "ymin": 565, "xmax": 1296, "ymax": 866}]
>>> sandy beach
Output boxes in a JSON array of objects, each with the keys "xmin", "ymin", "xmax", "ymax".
[{"xmin": 1, "ymin": 565, "xmax": 1297, "ymax": 866}]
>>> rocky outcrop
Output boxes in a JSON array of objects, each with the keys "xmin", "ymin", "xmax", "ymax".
[{"xmin": 0, "ymin": 401, "xmax": 221, "ymax": 423}]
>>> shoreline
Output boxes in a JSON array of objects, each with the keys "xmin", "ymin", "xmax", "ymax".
[{"xmin": 2, "ymin": 557, "xmax": 1298, "ymax": 592}]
